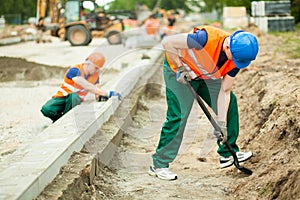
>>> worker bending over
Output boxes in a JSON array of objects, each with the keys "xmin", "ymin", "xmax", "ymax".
[
  {"xmin": 149, "ymin": 26, "xmax": 259, "ymax": 180},
  {"xmin": 41, "ymin": 51, "xmax": 121, "ymax": 122}
]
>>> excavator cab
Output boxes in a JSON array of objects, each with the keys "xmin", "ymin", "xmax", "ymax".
[
  {"xmin": 64, "ymin": 0, "xmax": 124, "ymax": 46},
  {"xmin": 63, "ymin": 0, "xmax": 92, "ymax": 46}
]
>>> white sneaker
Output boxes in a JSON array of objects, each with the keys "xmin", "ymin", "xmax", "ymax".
[
  {"xmin": 148, "ymin": 166, "xmax": 177, "ymax": 180},
  {"xmin": 219, "ymin": 151, "xmax": 253, "ymax": 169}
]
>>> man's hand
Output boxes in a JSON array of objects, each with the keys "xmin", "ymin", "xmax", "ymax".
[
  {"xmin": 98, "ymin": 90, "xmax": 122, "ymax": 101},
  {"xmin": 176, "ymin": 66, "xmax": 191, "ymax": 84},
  {"xmin": 214, "ymin": 121, "xmax": 227, "ymax": 145}
]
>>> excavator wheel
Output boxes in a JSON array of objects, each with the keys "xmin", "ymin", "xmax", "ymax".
[
  {"xmin": 67, "ymin": 25, "xmax": 91, "ymax": 46},
  {"xmin": 106, "ymin": 30, "xmax": 122, "ymax": 45}
]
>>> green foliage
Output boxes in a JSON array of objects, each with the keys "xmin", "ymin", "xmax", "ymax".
[
  {"xmin": 0, "ymin": 0, "xmax": 37, "ymax": 24},
  {"xmin": 108, "ymin": 0, "xmax": 200, "ymax": 15},
  {"xmin": 272, "ymin": 25, "xmax": 300, "ymax": 59},
  {"xmin": 108, "ymin": 0, "xmax": 155, "ymax": 12},
  {"xmin": 291, "ymin": 0, "xmax": 300, "ymax": 23},
  {"xmin": 201, "ymin": 0, "xmax": 251, "ymax": 13},
  {"xmin": 0, "ymin": 0, "xmax": 299, "ymax": 24},
  {"xmin": 159, "ymin": 0, "xmax": 201, "ymax": 13}
]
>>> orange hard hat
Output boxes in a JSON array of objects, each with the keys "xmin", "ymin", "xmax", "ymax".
[{"xmin": 86, "ymin": 52, "xmax": 105, "ymax": 68}]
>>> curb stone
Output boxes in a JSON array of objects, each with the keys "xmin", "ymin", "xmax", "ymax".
[{"xmin": 0, "ymin": 44, "xmax": 163, "ymax": 200}]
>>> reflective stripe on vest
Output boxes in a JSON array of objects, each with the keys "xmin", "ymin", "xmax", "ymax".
[
  {"xmin": 178, "ymin": 50, "xmax": 198, "ymax": 79},
  {"xmin": 53, "ymin": 63, "xmax": 99, "ymax": 101},
  {"xmin": 61, "ymin": 81, "xmax": 77, "ymax": 93},
  {"xmin": 77, "ymin": 89, "xmax": 88, "ymax": 100},
  {"xmin": 186, "ymin": 49, "xmax": 217, "ymax": 80}
]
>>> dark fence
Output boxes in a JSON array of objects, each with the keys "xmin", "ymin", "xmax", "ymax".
[{"xmin": 3, "ymin": 14, "xmax": 22, "ymax": 25}]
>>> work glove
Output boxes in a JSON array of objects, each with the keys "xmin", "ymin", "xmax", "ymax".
[
  {"xmin": 98, "ymin": 91, "xmax": 122, "ymax": 101},
  {"xmin": 214, "ymin": 121, "xmax": 227, "ymax": 145},
  {"xmin": 176, "ymin": 66, "xmax": 191, "ymax": 84}
]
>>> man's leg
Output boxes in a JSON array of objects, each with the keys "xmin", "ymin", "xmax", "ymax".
[
  {"xmin": 193, "ymin": 79, "xmax": 240, "ymax": 157},
  {"xmin": 63, "ymin": 93, "xmax": 82, "ymax": 114},
  {"xmin": 41, "ymin": 97, "xmax": 65, "ymax": 122},
  {"xmin": 152, "ymin": 59, "xmax": 194, "ymax": 168}
]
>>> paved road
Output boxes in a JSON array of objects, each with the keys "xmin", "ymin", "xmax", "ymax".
[{"xmin": 0, "ymin": 37, "xmax": 130, "ymax": 68}]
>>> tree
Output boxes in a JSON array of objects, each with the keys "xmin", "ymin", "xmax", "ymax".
[
  {"xmin": 108, "ymin": 0, "xmax": 201, "ymax": 15},
  {"xmin": 0, "ymin": 0, "xmax": 298, "ymax": 24},
  {"xmin": 159, "ymin": 0, "xmax": 201, "ymax": 13},
  {"xmin": 291, "ymin": 0, "xmax": 300, "ymax": 23},
  {"xmin": 0, "ymin": 0, "xmax": 37, "ymax": 24}
]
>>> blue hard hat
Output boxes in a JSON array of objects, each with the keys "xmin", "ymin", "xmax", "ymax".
[{"xmin": 230, "ymin": 30, "xmax": 259, "ymax": 69}]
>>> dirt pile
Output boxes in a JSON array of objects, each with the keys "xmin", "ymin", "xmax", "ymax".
[
  {"xmin": 232, "ymin": 29, "xmax": 300, "ymax": 199},
  {"xmin": 0, "ymin": 56, "xmax": 65, "ymax": 82}
]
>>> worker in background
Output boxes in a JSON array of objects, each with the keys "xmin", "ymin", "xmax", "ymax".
[
  {"xmin": 36, "ymin": 17, "xmax": 47, "ymax": 43},
  {"xmin": 41, "ymin": 51, "xmax": 121, "ymax": 122},
  {"xmin": 149, "ymin": 26, "xmax": 259, "ymax": 180},
  {"xmin": 161, "ymin": 11, "xmax": 176, "ymax": 39},
  {"xmin": 144, "ymin": 14, "xmax": 160, "ymax": 41}
]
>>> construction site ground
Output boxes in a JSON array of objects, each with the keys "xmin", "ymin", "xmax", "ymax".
[{"xmin": 0, "ymin": 24, "xmax": 299, "ymax": 200}]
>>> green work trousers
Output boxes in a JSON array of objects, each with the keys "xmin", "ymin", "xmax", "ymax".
[
  {"xmin": 152, "ymin": 59, "xmax": 240, "ymax": 168},
  {"xmin": 41, "ymin": 92, "xmax": 82, "ymax": 122}
]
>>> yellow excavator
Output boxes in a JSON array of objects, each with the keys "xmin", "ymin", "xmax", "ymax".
[{"xmin": 36, "ymin": 0, "xmax": 126, "ymax": 46}]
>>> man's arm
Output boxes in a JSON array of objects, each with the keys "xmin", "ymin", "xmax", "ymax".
[
  {"xmin": 72, "ymin": 76, "xmax": 107, "ymax": 96},
  {"xmin": 161, "ymin": 33, "xmax": 189, "ymax": 69},
  {"xmin": 217, "ymin": 74, "xmax": 235, "ymax": 122}
]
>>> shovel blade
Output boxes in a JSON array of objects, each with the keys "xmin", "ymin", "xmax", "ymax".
[{"xmin": 233, "ymin": 160, "xmax": 253, "ymax": 175}]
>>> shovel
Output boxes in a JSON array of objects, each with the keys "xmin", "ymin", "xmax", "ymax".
[{"xmin": 185, "ymin": 81, "xmax": 253, "ymax": 175}]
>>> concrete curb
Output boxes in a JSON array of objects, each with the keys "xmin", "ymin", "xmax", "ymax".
[
  {"xmin": 0, "ymin": 45, "xmax": 163, "ymax": 200},
  {"xmin": 0, "ymin": 35, "xmax": 36, "ymax": 46}
]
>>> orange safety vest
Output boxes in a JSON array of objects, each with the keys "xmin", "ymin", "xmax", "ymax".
[
  {"xmin": 166, "ymin": 26, "xmax": 237, "ymax": 80},
  {"xmin": 163, "ymin": 25, "xmax": 174, "ymax": 36},
  {"xmin": 53, "ymin": 63, "xmax": 99, "ymax": 101},
  {"xmin": 145, "ymin": 18, "xmax": 160, "ymax": 35}
]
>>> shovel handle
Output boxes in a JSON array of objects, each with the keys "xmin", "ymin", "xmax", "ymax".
[{"xmin": 186, "ymin": 81, "xmax": 252, "ymax": 175}]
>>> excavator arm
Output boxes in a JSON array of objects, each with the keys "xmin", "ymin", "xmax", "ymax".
[
  {"xmin": 36, "ymin": 0, "xmax": 64, "ymax": 38},
  {"xmin": 36, "ymin": 0, "xmax": 62, "ymax": 26}
]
